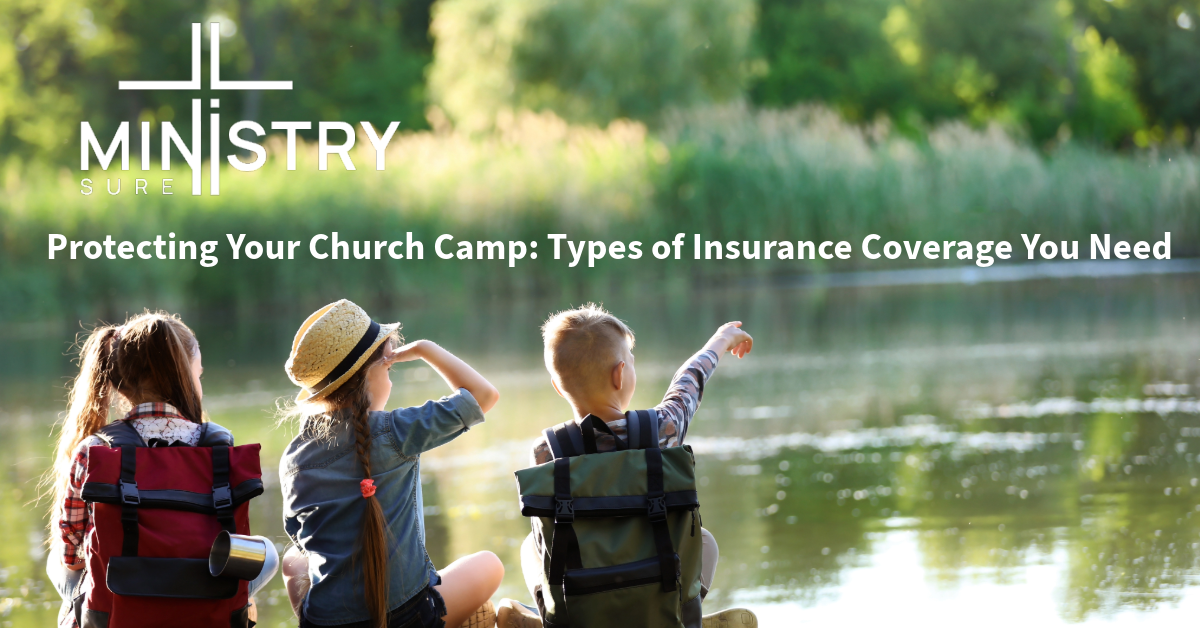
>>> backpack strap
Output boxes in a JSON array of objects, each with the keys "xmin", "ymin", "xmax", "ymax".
[
  {"xmin": 547, "ymin": 458, "xmax": 583, "ymax": 587},
  {"xmin": 640, "ymin": 409, "xmax": 658, "ymax": 450},
  {"xmin": 562, "ymin": 422, "xmax": 585, "ymax": 456},
  {"xmin": 118, "ymin": 445, "xmax": 140, "ymax": 556},
  {"xmin": 211, "ymin": 446, "xmax": 236, "ymax": 534},
  {"xmin": 542, "ymin": 427, "xmax": 564, "ymax": 460},
  {"xmin": 96, "ymin": 421, "xmax": 146, "ymax": 448},
  {"xmin": 624, "ymin": 409, "xmax": 659, "ymax": 451},
  {"xmin": 579, "ymin": 415, "xmax": 628, "ymax": 454},
  {"xmin": 645, "ymin": 447, "xmax": 678, "ymax": 592},
  {"xmin": 545, "ymin": 421, "xmax": 585, "ymax": 459},
  {"xmin": 198, "ymin": 422, "xmax": 235, "ymax": 447}
]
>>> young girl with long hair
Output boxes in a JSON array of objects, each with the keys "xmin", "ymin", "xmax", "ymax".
[
  {"xmin": 280, "ymin": 300, "xmax": 503, "ymax": 628},
  {"xmin": 45, "ymin": 311, "xmax": 277, "ymax": 627}
]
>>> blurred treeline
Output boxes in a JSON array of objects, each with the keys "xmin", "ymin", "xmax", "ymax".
[
  {"xmin": 3, "ymin": 0, "xmax": 1199, "ymax": 322},
  {"xmin": 4, "ymin": 108, "xmax": 1196, "ymax": 321},
  {"xmin": 3, "ymin": 0, "xmax": 1198, "ymax": 165}
]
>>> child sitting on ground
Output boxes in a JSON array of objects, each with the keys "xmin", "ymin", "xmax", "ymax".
[
  {"xmin": 279, "ymin": 299, "xmax": 504, "ymax": 628},
  {"xmin": 497, "ymin": 304, "xmax": 758, "ymax": 628},
  {"xmin": 46, "ymin": 311, "xmax": 278, "ymax": 628}
]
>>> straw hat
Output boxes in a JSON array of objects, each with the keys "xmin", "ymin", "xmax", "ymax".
[{"xmin": 285, "ymin": 300, "xmax": 400, "ymax": 402}]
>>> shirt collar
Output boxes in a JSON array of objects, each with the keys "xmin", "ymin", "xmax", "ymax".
[{"xmin": 123, "ymin": 402, "xmax": 188, "ymax": 422}]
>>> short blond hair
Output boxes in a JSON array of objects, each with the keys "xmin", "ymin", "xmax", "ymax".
[{"xmin": 542, "ymin": 304, "xmax": 635, "ymax": 396}]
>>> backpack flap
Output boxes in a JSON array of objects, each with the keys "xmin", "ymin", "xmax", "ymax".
[
  {"xmin": 82, "ymin": 445, "xmax": 264, "ymax": 513},
  {"xmin": 516, "ymin": 447, "xmax": 698, "ymax": 518}
]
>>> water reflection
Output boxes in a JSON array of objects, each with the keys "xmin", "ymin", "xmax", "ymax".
[{"xmin": 0, "ymin": 275, "xmax": 1198, "ymax": 626}]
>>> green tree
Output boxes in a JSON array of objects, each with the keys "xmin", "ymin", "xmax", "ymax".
[
  {"xmin": 751, "ymin": 0, "xmax": 919, "ymax": 123},
  {"xmin": 245, "ymin": 0, "xmax": 433, "ymax": 132},
  {"xmin": 1070, "ymin": 26, "xmax": 1144, "ymax": 145},
  {"xmin": 1079, "ymin": 0, "xmax": 1200, "ymax": 137},
  {"xmin": 0, "ymin": 0, "xmax": 125, "ymax": 163},
  {"xmin": 428, "ymin": 0, "xmax": 756, "ymax": 131},
  {"xmin": 881, "ymin": 0, "xmax": 1076, "ymax": 140},
  {"xmin": 750, "ymin": 0, "xmax": 1146, "ymax": 146},
  {"xmin": 894, "ymin": 0, "xmax": 1144, "ymax": 144}
]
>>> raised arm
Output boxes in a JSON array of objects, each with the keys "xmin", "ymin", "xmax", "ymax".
[
  {"xmin": 387, "ymin": 340, "xmax": 500, "ymax": 412},
  {"xmin": 655, "ymin": 322, "xmax": 753, "ymax": 446}
]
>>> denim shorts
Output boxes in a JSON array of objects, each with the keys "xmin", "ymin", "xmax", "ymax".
[{"xmin": 299, "ymin": 574, "xmax": 446, "ymax": 628}]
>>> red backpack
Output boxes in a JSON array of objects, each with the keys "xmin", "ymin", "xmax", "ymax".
[{"xmin": 78, "ymin": 421, "xmax": 263, "ymax": 628}]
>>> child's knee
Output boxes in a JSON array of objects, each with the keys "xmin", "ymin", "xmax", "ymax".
[
  {"xmin": 282, "ymin": 545, "xmax": 307, "ymax": 577},
  {"xmin": 474, "ymin": 550, "xmax": 505, "ymax": 587},
  {"xmin": 700, "ymin": 527, "xmax": 719, "ymax": 559},
  {"xmin": 519, "ymin": 532, "xmax": 538, "ymax": 570},
  {"xmin": 281, "ymin": 546, "xmax": 310, "ymax": 617},
  {"xmin": 519, "ymin": 532, "xmax": 541, "ymax": 598},
  {"xmin": 700, "ymin": 527, "xmax": 719, "ymax": 593}
]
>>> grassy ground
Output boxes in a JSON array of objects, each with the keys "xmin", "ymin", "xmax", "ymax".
[{"xmin": 2, "ymin": 105, "xmax": 1196, "ymax": 322}]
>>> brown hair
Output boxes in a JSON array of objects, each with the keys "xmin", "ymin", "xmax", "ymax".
[
  {"xmin": 45, "ymin": 311, "xmax": 202, "ymax": 524},
  {"xmin": 541, "ymin": 303, "xmax": 635, "ymax": 397},
  {"xmin": 284, "ymin": 333, "xmax": 398, "ymax": 628}
]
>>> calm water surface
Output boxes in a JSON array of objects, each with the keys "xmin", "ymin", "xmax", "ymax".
[{"xmin": 1, "ymin": 274, "xmax": 1198, "ymax": 627}]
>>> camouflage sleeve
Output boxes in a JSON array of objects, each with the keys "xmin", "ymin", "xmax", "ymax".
[
  {"xmin": 654, "ymin": 349, "xmax": 719, "ymax": 448},
  {"xmin": 531, "ymin": 435, "xmax": 553, "ymax": 466}
]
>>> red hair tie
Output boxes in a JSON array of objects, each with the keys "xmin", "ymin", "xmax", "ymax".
[{"xmin": 360, "ymin": 479, "xmax": 376, "ymax": 498}]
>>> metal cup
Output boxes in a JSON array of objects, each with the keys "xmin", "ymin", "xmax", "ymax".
[{"xmin": 209, "ymin": 531, "xmax": 267, "ymax": 580}]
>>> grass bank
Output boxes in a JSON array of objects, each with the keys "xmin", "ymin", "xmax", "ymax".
[{"xmin": 1, "ymin": 105, "xmax": 1196, "ymax": 322}]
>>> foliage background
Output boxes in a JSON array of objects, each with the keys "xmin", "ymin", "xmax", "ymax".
[
  {"xmin": 4, "ymin": 0, "xmax": 1197, "ymax": 164},
  {"xmin": 1, "ymin": 6, "xmax": 1198, "ymax": 625},
  {"xmin": 1, "ymin": 0, "xmax": 1197, "ymax": 322}
]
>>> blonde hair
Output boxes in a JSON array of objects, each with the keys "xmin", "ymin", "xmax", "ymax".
[
  {"xmin": 279, "ymin": 331, "xmax": 399, "ymax": 628},
  {"xmin": 44, "ymin": 311, "xmax": 202, "ymax": 527},
  {"xmin": 541, "ymin": 303, "xmax": 635, "ymax": 397}
]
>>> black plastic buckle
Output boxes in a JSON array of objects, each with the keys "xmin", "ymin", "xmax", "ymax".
[
  {"xmin": 554, "ymin": 498, "xmax": 575, "ymax": 523},
  {"xmin": 647, "ymin": 495, "xmax": 667, "ymax": 521},
  {"xmin": 119, "ymin": 481, "xmax": 140, "ymax": 505},
  {"xmin": 212, "ymin": 484, "xmax": 233, "ymax": 509}
]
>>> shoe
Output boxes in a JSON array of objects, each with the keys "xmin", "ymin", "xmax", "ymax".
[
  {"xmin": 460, "ymin": 600, "xmax": 496, "ymax": 628},
  {"xmin": 496, "ymin": 598, "xmax": 543, "ymax": 628},
  {"xmin": 702, "ymin": 608, "xmax": 758, "ymax": 628}
]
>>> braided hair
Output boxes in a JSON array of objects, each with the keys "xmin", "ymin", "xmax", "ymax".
[{"xmin": 297, "ymin": 335, "xmax": 396, "ymax": 628}]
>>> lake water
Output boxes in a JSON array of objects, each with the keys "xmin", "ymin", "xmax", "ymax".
[{"xmin": 2, "ymin": 271, "xmax": 1198, "ymax": 627}]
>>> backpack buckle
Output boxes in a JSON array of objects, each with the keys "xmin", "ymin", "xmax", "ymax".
[
  {"xmin": 119, "ymin": 481, "xmax": 140, "ymax": 505},
  {"xmin": 555, "ymin": 498, "xmax": 574, "ymax": 523},
  {"xmin": 647, "ymin": 495, "xmax": 667, "ymax": 521},
  {"xmin": 213, "ymin": 484, "xmax": 233, "ymax": 510}
]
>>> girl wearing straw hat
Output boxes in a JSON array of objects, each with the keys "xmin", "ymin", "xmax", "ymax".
[{"xmin": 279, "ymin": 300, "xmax": 502, "ymax": 628}]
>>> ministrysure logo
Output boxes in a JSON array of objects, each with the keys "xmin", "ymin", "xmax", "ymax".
[{"xmin": 80, "ymin": 23, "xmax": 401, "ymax": 196}]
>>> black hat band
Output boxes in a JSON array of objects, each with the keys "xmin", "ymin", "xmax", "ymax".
[{"xmin": 311, "ymin": 320, "xmax": 382, "ymax": 393}]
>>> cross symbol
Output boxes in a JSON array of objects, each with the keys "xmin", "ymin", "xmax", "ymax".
[{"xmin": 119, "ymin": 23, "xmax": 292, "ymax": 91}]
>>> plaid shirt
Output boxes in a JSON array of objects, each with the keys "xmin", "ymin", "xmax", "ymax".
[
  {"xmin": 59, "ymin": 403, "xmax": 200, "ymax": 567},
  {"xmin": 531, "ymin": 349, "xmax": 719, "ymax": 465}
]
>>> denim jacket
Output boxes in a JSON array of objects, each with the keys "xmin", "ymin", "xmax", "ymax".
[{"xmin": 281, "ymin": 388, "xmax": 484, "ymax": 625}]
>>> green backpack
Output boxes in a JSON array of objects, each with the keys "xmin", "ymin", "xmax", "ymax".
[{"xmin": 515, "ymin": 412, "xmax": 704, "ymax": 628}]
